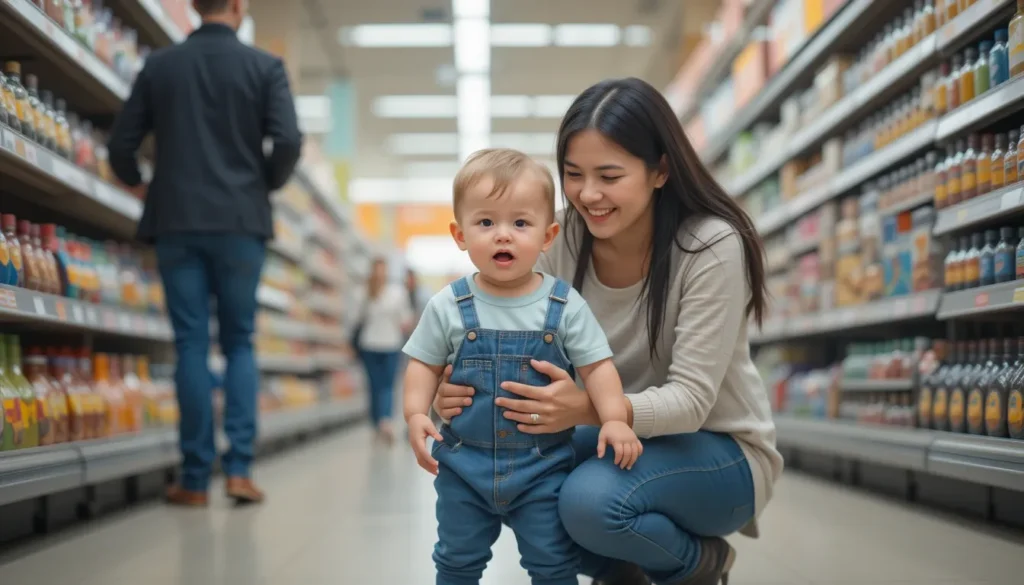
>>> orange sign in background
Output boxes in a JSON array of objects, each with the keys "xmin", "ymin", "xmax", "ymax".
[{"xmin": 355, "ymin": 203, "xmax": 454, "ymax": 248}]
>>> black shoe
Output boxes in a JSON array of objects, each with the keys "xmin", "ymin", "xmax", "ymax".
[
  {"xmin": 594, "ymin": 562, "xmax": 650, "ymax": 585},
  {"xmin": 672, "ymin": 537, "xmax": 736, "ymax": 585}
]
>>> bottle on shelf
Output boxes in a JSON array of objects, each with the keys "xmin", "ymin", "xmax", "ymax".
[
  {"xmin": 991, "ymin": 133, "xmax": 1007, "ymax": 191},
  {"xmin": 1016, "ymin": 227, "xmax": 1024, "ymax": 280},
  {"xmin": 4, "ymin": 62, "xmax": 32, "ymax": 141},
  {"xmin": 995, "ymin": 226, "xmax": 1017, "ymax": 283},
  {"xmin": 1008, "ymin": 337, "xmax": 1024, "ymax": 439},
  {"xmin": 977, "ymin": 134, "xmax": 993, "ymax": 196},
  {"xmin": 962, "ymin": 134, "xmax": 978, "ymax": 200},
  {"xmin": 121, "ymin": 354, "xmax": 144, "ymax": 433},
  {"xmin": 53, "ymin": 98, "xmax": 72, "ymax": 161},
  {"xmin": 934, "ymin": 341, "xmax": 965, "ymax": 431},
  {"xmin": 918, "ymin": 340, "xmax": 948, "ymax": 429},
  {"xmin": 945, "ymin": 0, "xmax": 959, "ymax": 26},
  {"xmin": 963, "ymin": 233, "xmax": 982, "ymax": 289},
  {"xmin": 974, "ymin": 41, "xmax": 992, "ymax": 98},
  {"xmin": 0, "ymin": 338, "xmax": 25, "ymax": 450},
  {"xmin": 967, "ymin": 339, "xmax": 1000, "ymax": 435},
  {"xmin": 1017, "ymin": 125, "xmax": 1024, "ymax": 178},
  {"xmin": 991, "ymin": 29, "xmax": 1010, "ymax": 89},
  {"xmin": 24, "ymin": 74, "xmax": 46, "ymax": 149},
  {"xmin": 948, "ymin": 54, "xmax": 963, "ymax": 111},
  {"xmin": 25, "ymin": 346, "xmax": 67, "ymax": 445},
  {"xmin": 979, "ymin": 229, "xmax": 998, "ymax": 286},
  {"xmin": 1005, "ymin": 129, "xmax": 1020, "ymax": 185},
  {"xmin": 51, "ymin": 348, "xmax": 84, "ymax": 442},
  {"xmin": 0, "ymin": 335, "xmax": 37, "ymax": 448},
  {"xmin": 949, "ymin": 340, "xmax": 980, "ymax": 433},
  {"xmin": 77, "ymin": 347, "xmax": 107, "ymax": 438},
  {"xmin": 1009, "ymin": 0, "xmax": 1024, "ymax": 77},
  {"xmin": 2, "ymin": 215, "xmax": 23, "ymax": 288},
  {"xmin": 984, "ymin": 338, "xmax": 1016, "ymax": 438}
]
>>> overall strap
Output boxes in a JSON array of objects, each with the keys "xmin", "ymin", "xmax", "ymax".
[
  {"xmin": 543, "ymin": 278, "xmax": 571, "ymax": 333},
  {"xmin": 450, "ymin": 277, "xmax": 481, "ymax": 331}
]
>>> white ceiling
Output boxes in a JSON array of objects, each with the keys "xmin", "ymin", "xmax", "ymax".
[{"xmin": 287, "ymin": 0, "xmax": 685, "ymax": 185}]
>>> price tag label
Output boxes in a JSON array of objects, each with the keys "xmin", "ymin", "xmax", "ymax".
[
  {"xmin": 86, "ymin": 306, "xmax": 99, "ymax": 325},
  {"xmin": 103, "ymin": 309, "xmax": 117, "ymax": 329},
  {"xmin": 912, "ymin": 294, "xmax": 928, "ymax": 313},
  {"xmin": 0, "ymin": 289, "xmax": 17, "ymax": 310},
  {"xmin": 891, "ymin": 299, "xmax": 909, "ymax": 318},
  {"xmin": 1, "ymin": 130, "xmax": 15, "ymax": 153},
  {"xmin": 1012, "ymin": 287, "xmax": 1024, "ymax": 304},
  {"xmin": 22, "ymin": 142, "xmax": 37, "ymax": 165},
  {"xmin": 54, "ymin": 301, "xmax": 67, "ymax": 321},
  {"xmin": 975, "ymin": 292, "xmax": 990, "ymax": 307},
  {"xmin": 1000, "ymin": 189, "xmax": 1021, "ymax": 211},
  {"xmin": 955, "ymin": 209, "xmax": 969, "ymax": 225},
  {"xmin": 71, "ymin": 304, "xmax": 84, "ymax": 323},
  {"xmin": 52, "ymin": 158, "xmax": 87, "ymax": 186},
  {"xmin": 33, "ymin": 296, "xmax": 46, "ymax": 316}
]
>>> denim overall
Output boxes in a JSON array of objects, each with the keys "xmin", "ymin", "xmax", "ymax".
[{"xmin": 432, "ymin": 276, "xmax": 579, "ymax": 585}]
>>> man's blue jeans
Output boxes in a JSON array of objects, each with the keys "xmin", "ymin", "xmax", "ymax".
[{"xmin": 155, "ymin": 233, "xmax": 266, "ymax": 492}]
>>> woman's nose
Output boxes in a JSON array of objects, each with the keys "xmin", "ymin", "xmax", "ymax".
[{"xmin": 578, "ymin": 184, "xmax": 602, "ymax": 203}]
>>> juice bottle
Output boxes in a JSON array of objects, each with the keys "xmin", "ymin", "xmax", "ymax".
[
  {"xmin": 991, "ymin": 133, "xmax": 1007, "ymax": 190},
  {"xmin": 961, "ymin": 134, "xmax": 978, "ymax": 200},
  {"xmin": 3, "ymin": 61, "xmax": 33, "ymax": 142},
  {"xmin": 960, "ymin": 47, "xmax": 977, "ymax": 104},
  {"xmin": 944, "ymin": 244, "xmax": 961, "ymax": 290},
  {"xmin": 1005, "ymin": 129, "xmax": 1019, "ymax": 185},
  {"xmin": 923, "ymin": 0, "xmax": 938, "ymax": 35},
  {"xmin": 0, "ymin": 220, "xmax": 12, "ymax": 287},
  {"xmin": 935, "ymin": 62, "xmax": 949, "ymax": 116},
  {"xmin": 7, "ymin": 335, "xmax": 43, "ymax": 447},
  {"xmin": 980, "ymin": 229, "xmax": 998, "ymax": 286},
  {"xmin": 54, "ymin": 98, "xmax": 72, "ymax": 161},
  {"xmin": 935, "ymin": 147, "xmax": 949, "ymax": 208},
  {"xmin": 110, "ymin": 355, "xmax": 133, "ymax": 432},
  {"xmin": 977, "ymin": 134, "xmax": 993, "ymax": 196},
  {"xmin": 24, "ymin": 74, "xmax": 47, "ymax": 149},
  {"xmin": 50, "ymin": 348, "xmax": 85, "ymax": 442},
  {"xmin": 0, "ymin": 335, "xmax": 36, "ymax": 448},
  {"xmin": 1017, "ymin": 227, "xmax": 1024, "ymax": 280},
  {"xmin": 945, "ymin": 0, "xmax": 959, "ymax": 24},
  {"xmin": 1008, "ymin": 338, "xmax": 1024, "ymax": 439},
  {"xmin": 17, "ymin": 220, "xmax": 41, "ymax": 292},
  {"xmin": 2, "ymin": 215, "xmax": 23, "ymax": 288},
  {"xmin": 0, "ymin": 340, "xmax": 24, "ymax": 450},
  {"xmin": 121, "ymin": 355, "xmax": 143, "ymax": 432},
  {"xmin": 964, "ymin": 233, "xmax": 982, "ymax": 289},
  {"xmin": 92, "ymin": 353, "xmax": 123, "ymax": 436},
  {"xmin": 25, "ymin": 346, "xmax": 66, "ymax": 444},
  {"xmin": 974, "ymin": 41, "xmax": 992, "ymax": 97},
  {"xmin": 76, "ymin": 347, "xmax": 106, "ymax": 438},
  {"xmin": 948, "ymin": 54, "xmax": 963, "ymax": 111},
  {"xmin": 946, "ymin": 141, "xmax": 963, "ymax": 206},
  {"xmin": 1009, "ymin": 0, "xmax": 1024, "ymax": 77},
  {"xmin": 967, "ymin": 339, "xmax": 999, "ymax": 436},
  {"xmin": 136, "ymin": 355, "xmax": 160, "ymax": 427},
  {"xmin": 995, "ymin": 227, "xmax": 1017, "ymax": 283},
  {"xmin": 1017, "ymin": 125, "xmax": 1024, "ymax": 179},
  {"xmin": 32, "ymin": 224, "xmax": 57, "ymax": 295}
]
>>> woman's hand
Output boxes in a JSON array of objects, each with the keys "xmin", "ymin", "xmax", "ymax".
[
  {"xmin": 497, "ymin": 359, "xmax": 597, "ymax": 434},
  {"xmin": 432, "ymin": 365, "xmax": 475, "ymax": 420}
]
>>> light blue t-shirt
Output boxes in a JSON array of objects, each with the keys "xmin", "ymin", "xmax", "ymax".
[{"xmin": 403, "ymin": 273, "xmax": 613, "ymax": 369}]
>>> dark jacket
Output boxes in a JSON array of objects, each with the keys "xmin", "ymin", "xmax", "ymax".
[{"xmin": 108, "ymin": 23, "xmax": 303, "ymax": 242}]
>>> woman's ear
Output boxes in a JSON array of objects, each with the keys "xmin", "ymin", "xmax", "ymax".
[
  {"xmin": 449, "ymin": 220, "xmax": 468, "ymax": 251},
  {"xmin": 654, "ymin": 155, "xmax": 669, "ymax": 189}
]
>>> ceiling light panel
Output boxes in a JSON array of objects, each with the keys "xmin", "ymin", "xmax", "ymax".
[
  {"xmin": 532, "ymin": 95, "xmax": 576, "ymax": 118},
  {"xmin": 339, "ymin": 23, "xmax": 453, "ymax": 47},
  {"xmin": 553, "ymin": 24, "xmax": 621, "ymax": 46},
  {"xmin": 388, "ymin": 133, "xmax": 460, "ymax": 155},
  {"xmin": 457, "ymin": 74, "xmax": 490, "ymax": 135},
  {"xmin": 622, "ymin": 25, "xmax": 653, "ymax": 47},
  {"xmin": 490, "ymin": 95, "xmax": 532, "ymax": 118},
  {"xmin": 489, "ymin": 23, "xmax": 552, "ymax": 47},
  {"xmin": 452, "ymin": 0, "xmax": 489, "ymax": 19},
  {"xmin": 372, "ymin": 95, "xmax": 458, "ymax": 118},
  {"xmin": 295, "ymin": 95, "xmax": 332, "ymax": 119},
  {"xmin": 454, "ymin": 18, "xmax": 490, "ymax": 73}
]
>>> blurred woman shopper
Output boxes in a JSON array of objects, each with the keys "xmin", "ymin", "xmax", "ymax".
[
  {"xmin": 433, "ymin": 78, "xmax": 782, "ymax": 585},
  {"xmin": 357, "ymin": 258, "xmax": 413, "ymax": 444}
]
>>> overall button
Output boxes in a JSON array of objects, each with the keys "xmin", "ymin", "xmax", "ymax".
[
  {"xmin": 497, "ymin": 430, "xmax": 509, "ymax": 438},
  {"xmin": 543, "ymin": 333, "xmax": 553, "ymax": 343},
  {"xmin": 467, "ymin": 331, "xmax": 477, "ymax": 341}
]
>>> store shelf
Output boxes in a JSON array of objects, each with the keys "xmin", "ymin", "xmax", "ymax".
[
  {"xmin": 927, "ymin": 433, "xmax": 1024, "ymax": 492},
  {"xmin": 0, "ymin": 442, "xmax": 83, "ymax": 507},
  {"xmin": 0, "ymin": 284, "xmax": 172, "ymax": 341},
  {"xmin": 776, "ymin": 415, "xmax": 934, "ymax": 471},
  {"xmin": 841, "ymin": 379, "xmax": 915, "ymax": 392},
  {"xmin": 752, "ymin": 289, "xmax": 941, "ymax": 344},
  {"xmin": 932, "ymin": 183, "xmax": 1024, "ymax": 235},
  {"xmin": 700, "ymin": 0, "xmax": 877, "ymax": 164},
  {"xmin": 0, "ymin": 401, "xmax": 367, "ymax": 508},
  {"xmin": 937, "ymin": 280, "xmax": 1024, "ymax": 319},
  {"xmin": 0, "ymin": 0, "xmax": 130, "ymax": 114},
  {"xmin": 880, "ymin": 191, "xmax": 935, "ymax": 216},
  {"xmin": 111, "ymin": 0, "xmax": 187, "ymax": 46},
  {"xmin": 258, "ymin": 354, "xmax": 316, "ymax": 374},
  {"xmin": 268, "ymin": 239, "xmax": 305, "ymax": 264},
  {"xmin": 257, "ymin": 284, "xmax": 294, "ymax": 313},
  {"xmin": 937, "ymin": 0, "xmax": 1017, "ymax": 53},
  {"xmin": 937, "ymin": 74, "xmax": 1024, "ymax": 141},
  {"xmin": 1, "ymin": 128, "xmax": 143, "ymax": 238}
]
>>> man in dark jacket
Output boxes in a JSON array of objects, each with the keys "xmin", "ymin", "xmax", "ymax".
[{"xmin": 108, "ymin": 0, "xmax": 303, "ymax": 507}]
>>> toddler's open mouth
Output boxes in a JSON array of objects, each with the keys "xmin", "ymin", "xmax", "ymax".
[{"xmin": 493, "ymin": 251, "xmax": 515, "ymax": 265}]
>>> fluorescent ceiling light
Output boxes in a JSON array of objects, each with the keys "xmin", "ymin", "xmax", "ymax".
[
  {"xmin": 298, "ymin": 117, "xmax": 333, "ymax": 135},
  {"xmin": 340, "ymin": 24, "xmax": 453, "ymax": 47},
  {"xmin": 350, "ymin": 178, "xmax": 453, "ymax": 204},
  {"xmin": 489, "ymin": 23, "xmax": 552, "ymax": 47},
  {"xmin": 457, "ymin": 75, "xmax": 490, "ymax": 136},
  {"xmin": 532, "ymin": 95, "xmax": 576, "ymax": 118},
  {"xmin": 454, "ymin": 18, "xmax": 490, "ymax": 73},
  {"xmin": 404, "ymin": 160, "xmax": 464, "ymax": 177},
  {"xmin": 490, "ymin": 95, "xmax": 532, "ymax": 118},
  {"xmin": 373, "ymin": 95, "xmax": 458, "ymax": 118},
  {"xmin": 453, "ymin": 0, "xmax": 489, "ymax": 19},
  {"xmin": 622, "ymin": 25, "xmax": 653, "ymax": 47},
  {"xmin": 388, "ymin": 133, "xmax": 460, "ymax": 155},
  {"xmin": 553, "ymin": 24, "xmax": 621, "ymax": 46}
]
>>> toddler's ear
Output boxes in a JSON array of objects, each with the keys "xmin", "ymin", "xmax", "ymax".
[
  {"xmin": 450, "ymin": 221, "xmax": 468, "ymax": 251},
  {"xmin": 542, "ymin": 222, "xmax": 560, "ymax": 251}
]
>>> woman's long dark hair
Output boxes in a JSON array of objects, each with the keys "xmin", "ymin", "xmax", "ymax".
[{"xmin": 557, "ymin": 77, "xmax": 767, "ymax": 358}]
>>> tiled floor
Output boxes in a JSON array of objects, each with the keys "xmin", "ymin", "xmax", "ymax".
[{"xmin": 0, "ymin": 424, "xmax": 1021, "ymax": 584}]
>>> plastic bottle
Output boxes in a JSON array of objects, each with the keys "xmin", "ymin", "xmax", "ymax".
[
  {"xmin": 1009, "ymin": 0, "xmax": 1024, "ymax": 77},
  {"xmin": 50, "ymin": 348, "xmax": 85, "ymax": 442},
  {"xmin": 962, "ymin": 134, "xmax": 978, "ymax": 200},
  {"xmin": 3, "ymin": 61, "xmax": 33, "ymax": 141},
  {"xmin": 991, "ymin": 133, "xmax": 1007, "ymax": 190},
  {"xmin": 990, "ymin": 29, "xmax": 1010, "ymax": 88},
  {"xmin": 1017, "ymin": 227, "xmax": 1024, "ymax": 280},
  {"xmin": 0, "ymin": 220, "xmax": 12, "ymax": 288},
  {"xmin": 0, "ymin": 336, "xmax": 37, "ymax": 448},
  {"xmin": 1005, "ymin": 129, "xmax": 1019, "ymax": 185},
  {"xmin": 948, "ymin": 54, "xmax": 963, "ymax": 111},
  {"xmin": 923, "ymin": 0, "xmax": 938, "ymax": 35},
  {"xmin": 995, "ymin": 227, "xmax": 1017, "ymax": 283},
  {"xmin": 945, "ymin": 0, "xmax": 959, "ymax": 23},
  {"xmin": 934, "ymin": 147, "xmax": 949, "ymax": 208},
  {"xmin": 977, "ymin": 134, "xmax": 993, "ymax": 196},
  {"xmin": 974, "ymin": 41, "xmax": 992, "ymax": 97},
  {"xmin": 980, "ymin": 229, "xmax": 999, "ymax": 286},
  {"xmin": 960, "ymin": 47, "xmax": 977, "ymax": 104},
  {"xmin": 1017, "ymin": 125, "xmax": 1024, "ymax": 179},
  {"xmin": 935, "ymin": 62, "xmax": 950, "ymax": 116},
  {"xmin": 25, "ymin": 346, "xmax": 66, "ymax": 445},
  {"xmin": 964, "ymin": 233, "xmax": 982, "ymax": 289},
  {"xmin": 947, "ymin": 141, "xmax": 964, "ymax": 206},
  {"xmin": 1008, "ymin": 338, "xmax": 1024, "ymax": 439},
  {"xmin": 2, "ymin": 215, "xmax": 23, "ymax": 287}
]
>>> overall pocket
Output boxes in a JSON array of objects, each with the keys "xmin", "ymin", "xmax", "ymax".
[{"xmin": 452, "ymin": 358, "xmax": 493, "ymax": 396}]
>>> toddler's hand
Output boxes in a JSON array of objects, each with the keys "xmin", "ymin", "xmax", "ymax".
[
  {"xmin": 597, "ymin": 420, "xmax": 643, "ymax": 470},
  {"xmin": 407, "ymin": 413, "xmax": 444, "ymax": 475}
]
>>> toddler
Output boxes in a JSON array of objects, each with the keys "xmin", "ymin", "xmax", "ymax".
[{"xmin": 402, "ymin": 148, "xmax": 642, "ymax": 585}]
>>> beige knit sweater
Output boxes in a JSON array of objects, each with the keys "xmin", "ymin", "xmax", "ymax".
[{"xmin": 537, "ymin": 215, "xmax": 783, "ymax": 536}]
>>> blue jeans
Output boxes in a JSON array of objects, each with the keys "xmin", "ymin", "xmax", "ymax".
[
  {"xmin": 155, "ymin": 233, "xmax": 266, "ymax": 492},
  {"xmin": 360, "ymin": 350, "xmax": 399, "ymax": 426},
  {"xmin": 558, "ymin": 427, "xmax": 755, "ymax": 584},
  {"xmin": 433, "ymin": 427, "xmax": 578, "ymax": 585}
]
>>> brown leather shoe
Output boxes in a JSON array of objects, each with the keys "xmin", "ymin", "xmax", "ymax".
[
  {"xmin": 225, "ymin": 476, "xmax": 265, "ymax": 505},
  {"xmin": 165, "ymin": 484, "xmax": 209, "ymax": 507}
]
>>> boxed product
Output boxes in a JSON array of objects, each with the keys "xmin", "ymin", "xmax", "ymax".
[
  {"xmin": 733, "ymin": 40, "xmax": 771, "ymax": 108},
  {"xmin": 813, "ymin": 55, "xmax": 854, "ymax": 112},
  {"xmin": 910, "ymin": 206, "xmax": 943, "ymax": 292}
]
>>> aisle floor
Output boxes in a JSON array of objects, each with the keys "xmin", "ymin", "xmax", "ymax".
[{"xmin": 1, "ymin": 424, "xmax": 1020, "ymax": 585}]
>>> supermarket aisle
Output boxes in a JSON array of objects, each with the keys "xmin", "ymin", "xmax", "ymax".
[{"xmin": 0, "ymin": 425, "xmax": 1019, "ymax": 585}]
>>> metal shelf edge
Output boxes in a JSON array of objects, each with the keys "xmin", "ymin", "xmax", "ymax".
[{"xmin": 0, "ymin": 444, "xmax": 84, "ymax": 506}]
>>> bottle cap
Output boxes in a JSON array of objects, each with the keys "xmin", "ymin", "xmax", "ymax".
[
  {"xmin": 1, "ymin": 214, "xmax": 16, "ymax": 231},
  {"xmin": 1000, "ymin": 226, "xmax": 1015, "ymax": 239},
  {"xmin": 17, "ymin": 219, "xmax": 30, "ymax": 235},
  {"xmin": 41, "ymin": 223, "xmax": 56, "ymax": 238}
]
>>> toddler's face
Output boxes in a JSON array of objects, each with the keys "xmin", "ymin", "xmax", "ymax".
[{"xmin": 451, "ymin": 174, "xmax": 558, "ymax": 287}]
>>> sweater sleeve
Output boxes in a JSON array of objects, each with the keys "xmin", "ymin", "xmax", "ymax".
[{"xmin": 627, "ymin": 231, "xmax": 749, "ymax": 437}]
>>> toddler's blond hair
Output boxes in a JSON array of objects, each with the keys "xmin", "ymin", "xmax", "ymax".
[{"xmin": 452, "ymin": 148, "xmax": 556, "ymax": 219}]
